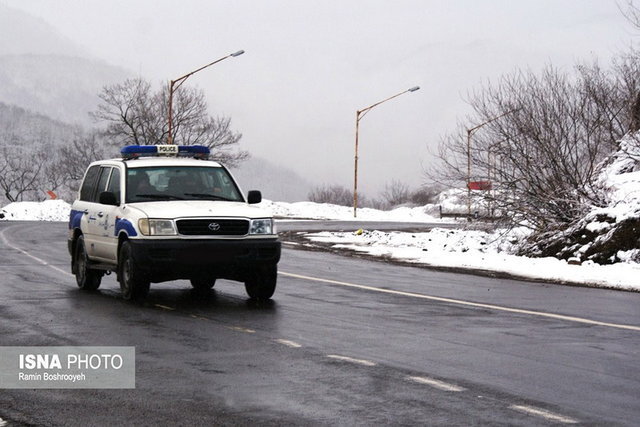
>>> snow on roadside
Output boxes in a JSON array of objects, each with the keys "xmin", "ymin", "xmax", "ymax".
[
  {"xmin": 2, "ymin": 198, "xmax": 637, "ymax": 292},
  {"xmin": 258, "ymin": 199, "xmax": 452, "ymax": 223},
  {"xmin": 304, "ymin": 228, "xmax": 640, "ymax": 291},
  {"xmin": 0, "ymin": 199, "xmax": 451, "ymax": 223},
  {"xmin": 0, "ymin": 200, "xmax": 70, "ymax": 221}
]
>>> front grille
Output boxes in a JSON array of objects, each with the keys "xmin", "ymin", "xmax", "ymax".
[{"xmin": 176, "ymin": 219, "xmax": 250, "ymax": 236}]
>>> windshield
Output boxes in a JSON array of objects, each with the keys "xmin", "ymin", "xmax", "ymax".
[{"xmin": 125, "ymin": 166, "xmax": 243, "ymax": 203}]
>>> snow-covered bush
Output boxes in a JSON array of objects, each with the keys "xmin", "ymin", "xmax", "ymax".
[{"xmin": 519, "ymin": 135, "xmax": 640, "ymax": 264}]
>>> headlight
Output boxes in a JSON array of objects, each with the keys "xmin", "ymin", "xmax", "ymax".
[
  {"xmin": 249, "ymin": 218, "xmax": 274, "ymax": 235},
  {"xmin": 138, "ymin": 218, "xmax": 177, "ymax": 236}
]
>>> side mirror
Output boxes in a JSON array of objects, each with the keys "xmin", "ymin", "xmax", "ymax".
[
  {"xmin": 247, "ymin": 190, "xmax": 262, "ymax": 204},
  {"xmin": 99, "ymin": 191, "xmax": 119, "ymax": 206}
]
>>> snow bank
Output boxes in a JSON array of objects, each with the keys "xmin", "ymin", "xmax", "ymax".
[
  {"xmin": 305, "ymin": 227, "xmax": 640, "ymax": 291},
  {"xmin": 520, "ymin": 136, "xmax": 640, "ymax": 264},
  {"xmin": 258, "ymin": 199, "xmax": 453, "ymax": 223},
  {"xmin": 2, "ymin": 193, "xmax": 637, "ymax": 291},
  {"xmin": 0, "ymin": 199, "xmax": 451, "ymax": 223},
  {"xmin": 0, "ymin": 200, "xmax": 70, "ymax": 221}
]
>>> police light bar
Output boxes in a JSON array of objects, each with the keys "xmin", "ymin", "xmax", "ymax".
[{"xmin": 120, "ymin": 145, "xmax": 210, "ymax": 160}]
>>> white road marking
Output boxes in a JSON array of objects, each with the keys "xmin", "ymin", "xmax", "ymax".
[
  {"xmin": 406, "ymin": 375, "xmax": 465, "ymax": 392},
  {"xmin": 510, "ymin": 404, "xmax": 578, "ymax": 424},
  {"xmin": 0, "ymin": 417, "xmax": 7, "ymax": 427},
  {"xmin": 326, "ymin": 354, "xmax": 377, "ymax": 366},
  {"xmin": 228, "ymin": 326, "xmax": 256, "ymax": 334},
  {"xmin": 0, "ymin": 226, "xmax": 73, "ymax": 277},
  {"xmin": 154, "ymin": 304, "xmax": 176, "ymax": 311},
  {"xmin": 275, "ymin": 339, "xmax": 302, "ymax": 348},
  {"xmin": 280, "ymin": 271, "xmax": 640, "ymax": 332},
  {"xmin": 2, "ymin": 226, "xmax": 637, "ymax": 334}
]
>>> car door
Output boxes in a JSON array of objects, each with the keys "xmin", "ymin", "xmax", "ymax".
[
  {"xmin": 81, "ymin": 166, "xmax": 110, "ymax": 259},
  {"xmin": 74, "ymin": 165, "xmax": 102, "ymax": 258},
  {"xmin": 92, "ymin": 166, "xmax": 122, "ymax": 262}
]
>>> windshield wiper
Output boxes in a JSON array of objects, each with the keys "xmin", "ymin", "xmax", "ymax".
[
  {"xmin": 184, "ymin": 193, "xmax": 236, "ymax": 201},
  {"xmin": 135, "ymin": 194, "xmax": 184, "ymax": 200}
]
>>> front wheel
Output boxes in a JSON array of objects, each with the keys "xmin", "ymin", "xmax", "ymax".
[
  {"xmin": 119, "ymin": 241, "xmax": 150, "ymax": 301},
  {"xmin": 74, "ymin": 235, "xmax": 101, "ymax": 290},
  {"xmin": 244, "ymin": 265, "xmax": 277, "ymax": 300}
]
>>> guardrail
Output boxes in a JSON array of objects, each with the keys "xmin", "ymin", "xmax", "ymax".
[{"xmin": 439, "ymin": 206, "xmax": 505, "ymax": 222}]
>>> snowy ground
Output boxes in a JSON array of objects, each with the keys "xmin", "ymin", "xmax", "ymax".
[
  {"xmin": 1, "ymin": 198, "xmax": 638, "ymax": 292},
  {"xmin": 303, "ymin": 228, "xmax": 639, "ymax": 291}
]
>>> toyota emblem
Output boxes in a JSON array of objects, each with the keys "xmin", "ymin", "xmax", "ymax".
[{"xmin": 208, "ymin": 222, "xmax": 221, "ymax": 231}]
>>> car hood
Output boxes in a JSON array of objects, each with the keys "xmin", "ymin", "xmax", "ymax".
[{"xmin": 127, "ymin": 200, "xmax": 272, "ymax": 219}]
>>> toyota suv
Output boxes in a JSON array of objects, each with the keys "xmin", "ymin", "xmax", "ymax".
[{"xmin": 68, "ymin": 145, "xmax": 281, "ymax": 301}]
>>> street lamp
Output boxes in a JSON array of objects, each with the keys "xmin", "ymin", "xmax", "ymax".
[
  {"xmin": 466, "ymin": 108, "xmax": 520, "ymax": 216},
  {"xmin": 353, "ymin": 86, "xmax": 420, "ymax": 217},
  {"xmin": 167, "ymin": 49, "xmax": 245, "ymax": 144}
]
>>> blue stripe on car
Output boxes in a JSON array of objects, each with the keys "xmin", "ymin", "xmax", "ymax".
[
  {"xmin": 69, "ymin": 210, "xmax": 84, "ymax": 229},
  {"xmin": 115, "ymin": 218, "xmax": 137, "ymax": 237}
]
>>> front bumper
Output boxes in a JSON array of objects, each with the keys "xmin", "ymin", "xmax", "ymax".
[{"xmin": 127, "ymin": 238, "xmax": 281, "ymax": 283}]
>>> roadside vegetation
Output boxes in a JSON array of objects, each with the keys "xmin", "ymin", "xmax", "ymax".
[
  {"xmin": 0, "ymin": 78, "xmax": 246, "ymax": 203},
  {"xmin": 428, "ymin": 2, "xmax": 640, "ymax": 263},
  {"xmin": 307, "ymin": 181, "xmax": 442, "ymax": 211}
]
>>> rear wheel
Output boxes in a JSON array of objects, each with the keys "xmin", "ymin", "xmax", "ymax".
[
  {"xmin": 244, "ymin": 265, "xmax": 277, "ymax": 300},
  {"xmin": 119, "ymin": 241, "xmax": 150, "ymax": 301},
  {"xmin": 190, "ymin": 278, "xmax": 216, "ymax": 292},
  {"xmin": 74, "ymin": 235, "xmax": 101, "ymax": 290}
]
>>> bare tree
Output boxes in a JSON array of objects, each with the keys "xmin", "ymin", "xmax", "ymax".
[
  {"xmin": 410, "ymin": 184, "xmax": 442, "ymax": 205},
  {"xmin": 619, "ymin": 0, "xmax": 640, "ymax": 30},
  {"xmin": 381, "ymin": 180, "xmax": 410, "ymax": 208},
  {"xmin": 431, "ymin": 60, "xmax": 638, "ymax": 229},
  {"xmin": 308, "ymin": 184, "xmax": 355, "ymax": 207},
  {"xmin": 0, "ymin": 142, "xmax": 47, "ymax": 202},
  {"xmin": 92, "ymin": 77, "xmax": 248, "ymax": 167},
  {"xmin": 50, "ymin": 132, "xmax": 116, "ymax": 197}
]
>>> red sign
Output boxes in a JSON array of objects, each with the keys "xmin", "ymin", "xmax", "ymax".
[{"xmin": 468, "ymin": 181, "xmax": 492, "ymax": 191}]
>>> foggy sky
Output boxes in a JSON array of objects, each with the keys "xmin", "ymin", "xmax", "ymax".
[{"xmin": 2, "ymin": 0, "xmax": 634, "ymax": 195}]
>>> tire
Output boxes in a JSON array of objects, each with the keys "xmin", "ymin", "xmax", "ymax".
[
  {"xmin": 119, "ymin": 241, "xmax": 150, "ymax": 301},
  {"xmin": 244, "ymin": 264, "xmax": 277, "ymax": 300},
  {"xmin": 190, "ymin": 278, "xmax": 216, "ymax": 292},
  {"xmin": 74, "ymin": 235, "xmax": 101, "ymax": 290}
]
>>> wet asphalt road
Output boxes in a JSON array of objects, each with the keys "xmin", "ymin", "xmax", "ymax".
[{"xmin": 0, "ymin": 221, "xmax": 639, "ymax": 426}]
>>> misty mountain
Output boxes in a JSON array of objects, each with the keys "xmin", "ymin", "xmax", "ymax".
[
  {"xmin": 0, "ymin": 3, "xmax": 314, "ymax": 202},
  {"xmin": 0, "ymin": 101, "xmax": 82, "ymax": 148},
  {"xmin": 0, "ymin": 3, "xmax": 130, "ymax": 125},
  {"xmin": 0, "ymin": 54, "xmax": 130, "ymax": 126},
  {"xmin": 230, "ymin": 156, "xmax": 314, "ymax": 202},
  {"xmin": 0, "ymin": 3, "xmax": 87, "ymax": 57}
]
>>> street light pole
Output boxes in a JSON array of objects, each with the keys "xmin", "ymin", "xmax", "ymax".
[
  {"xmin": 167, "ymin": 49, "xmax": 244, "ymax": 144},
  {"xmin": 466, "ymin": 108, "xmax": 520, "ymax": 216},
  {"xmin": 353, "ymin": 86, "xmax": 420, "ymax": 217}
]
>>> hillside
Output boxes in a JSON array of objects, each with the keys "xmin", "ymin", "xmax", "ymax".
[
  {"xmin": 0, "ymin": 3, "xmax": 314, "ymax": 202},
  {"xmin": 0, "ymin": 3, "xmax": 87, "ymax": 57},
  {"xmin": 0, "ymin": 3, "xmax": 130, "ymax": 125},
  {"xmin": 0, "ymin": 54, "xmax": 130, "ymax": 126},
  {"xmin": 0, "ymin": 102, "xmax": 82, "ymax": 147},
  {"xmin": 230, "ymin": 156, "xmax": 315, "ymax": 202}
]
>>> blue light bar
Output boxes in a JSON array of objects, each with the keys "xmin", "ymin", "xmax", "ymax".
[{"xmin": 120, "ymin": 145, "xmax": 210, "ymax": 160}]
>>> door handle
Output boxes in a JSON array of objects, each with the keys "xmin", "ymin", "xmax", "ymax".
[{"xmin": 97, "ymin": 212, "xmax": 104, "ymax": 218}]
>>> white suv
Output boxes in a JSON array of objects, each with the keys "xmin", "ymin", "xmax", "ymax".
[{"xmin": 68, "ymin": 145, "xmax": 281, "ymax": 301}]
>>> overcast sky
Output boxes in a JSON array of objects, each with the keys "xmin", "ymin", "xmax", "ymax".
[{"xmin": 2, "ymin": 0, "xmax": 636, "ymax": 194}]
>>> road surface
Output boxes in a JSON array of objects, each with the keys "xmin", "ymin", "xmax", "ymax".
[{"xmin": 0, "ymin": 221, "xmax": 638, "ymax": 426}]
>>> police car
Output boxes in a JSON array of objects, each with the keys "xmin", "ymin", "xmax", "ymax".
[{"xmin": 68, "ymin": 145, "xmax": 281, "ymax": 301}]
